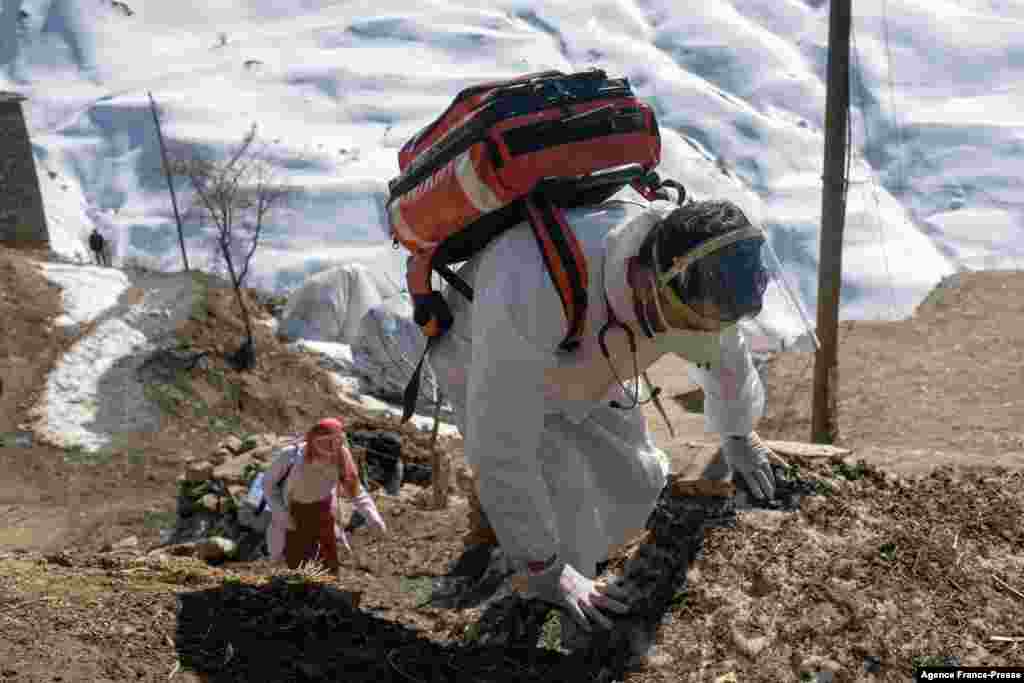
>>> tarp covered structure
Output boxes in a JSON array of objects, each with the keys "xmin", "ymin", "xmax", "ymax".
[
  {"xmin": 278, "ymin": 262, "xmax": 401, "ymax": 344},
  {"xmin": 352, "ymin": 293, "xmax": 446, "ymax": 410},
  {"xmin": 278, "ymin": 260, "xmax": 452, "ymax": 418}
]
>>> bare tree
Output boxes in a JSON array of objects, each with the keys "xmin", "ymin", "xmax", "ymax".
[{"xmin": 168, "ymin": 124, "xmax": 292, "ymax": 370}]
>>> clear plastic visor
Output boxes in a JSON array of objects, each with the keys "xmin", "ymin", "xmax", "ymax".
[{"xmin": 657, "ymin": 229, "xmax": 820, "ymax": 349}]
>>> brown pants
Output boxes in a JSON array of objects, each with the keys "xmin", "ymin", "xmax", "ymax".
[{"xmin": 284, "ymin": 498, "xmax": 339, "ymax": 572}]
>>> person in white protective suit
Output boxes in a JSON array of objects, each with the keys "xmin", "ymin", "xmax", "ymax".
[{"xmin": 427, "ymin": 197, "xmax": 782, "ymax": 634}]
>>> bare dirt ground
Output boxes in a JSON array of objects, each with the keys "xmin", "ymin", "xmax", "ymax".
[
  {"xmin": 2, "ymin": 245, "xmax": 1023, "ymax": 682},
  {"xmin": 756, "ymin": 271, "xmax": 1024, "ymax": 474}
]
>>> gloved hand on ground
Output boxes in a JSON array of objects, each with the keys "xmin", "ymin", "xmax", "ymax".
[
  {"xmin": 527, "ymin": 557, "xmax": 630, "ymax": 631},
  {"xmin": 721, "ymin": 431, "xmax": 776, "ymax": 500},
  {"xmin": 352, "ymin": 492, "xmax": 387, "ymax": 534}
]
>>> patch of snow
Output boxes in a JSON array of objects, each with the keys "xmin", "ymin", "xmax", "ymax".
[
  {"xmin": 37, "ymin": 262, "xmax": 130, "ymax": 328},
  {"xmin": 30, "ymin": 269, "xmax": 195, "ymax": 452},
  {"xmin": 36, "ymin": 318, "xmax": 149, "ymax": 451}
]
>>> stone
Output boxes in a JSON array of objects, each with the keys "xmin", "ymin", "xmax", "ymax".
[
  {"xmin": 731, "ymin": 626, "xmax": 769, "ymax": 657},
  {"xmin": 142, "ymin": 551, "xmax": 171, "ymax": 566},
  {"xmin": 44, "ymin": 551, "xmax": 73, "ymax": 567},
  {"xmin": 644, "ymin": 650, "xmax": 674, "ymax": 669},
  {"xmin": 197, "ymin": 537, "xmax": 238, "ymax": 563},
  {"xmin": 800, "ymin": 656, "xmax": 841, "ymax": 677},
  {"xmin": 748, "ymin": 570, "xmax": 778, "ymax": 597},
  {"xmin": 185, "ymin": 461, "xmax": 215, "ymax": 482},
  {"xmin": 246, "ymin": 443, "xmax": 277, "ymax": 463},
  {"xmin": 221, "ymin": 435, "xmax": 243, "ymax": 454},
  {"xmin": 807, "ymin": 602, "xmax": 847, "ymax": 635},
  {"xmin": 863, "ymin": 656, "xmax": 882, "ymax": 674},
  {"xmin": 762, "ymin": 440, "xmax": 852, "ymax": 459},
  {"xmin": 161, "ymin": 543, "xmax": 197, "ymax": 557},
  {"xmin": 212, "ymin": 453, "xmax": 262, "ymax": 485},
  {"xmin": 113, "ymin": 535, "xmax": 139, "ymax": 550},
  {"xmin": 209, "ymin": 447, "xmax": 233, "ymax": 465},
  {"xmin": 199, "ymin": 493, "xmax": 221, "ymax": 513}
]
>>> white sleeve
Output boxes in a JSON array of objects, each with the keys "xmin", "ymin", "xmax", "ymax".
[
  {"xmin": 680, "ymin": 325, "xmax": 764, "ymax": 437},
  {"xmin": 465, "ymin": 244, "xmax": 562, "ymax": 566}
]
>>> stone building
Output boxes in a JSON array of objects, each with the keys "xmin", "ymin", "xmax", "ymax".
[{"xmin": 0, "ymin": 92, "xmax": 49, "ymax": 246}]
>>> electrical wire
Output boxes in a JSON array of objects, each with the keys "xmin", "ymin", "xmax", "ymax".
[
  {"xmin": 851, "ymin": 21, "xmax": 901, "ymax": 319},
  {"xmin": 880, "ymin": 0, "xmax": 908, "ymax": 199}
]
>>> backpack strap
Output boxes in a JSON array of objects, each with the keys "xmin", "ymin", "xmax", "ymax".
[
  {"xmin": 257, "ymin": 459, "xmax": 295, "ymax": 515},
  {"xmin": 402, "ymin": 336, "xmax": 440, "ymax": 423},
  {"xmin": 523, "ymin": 191, "xmax": 589, "ymax": 353},
  {"xmin": 401, "ymin": 192, "xmax": 590, "ymax": 422}
]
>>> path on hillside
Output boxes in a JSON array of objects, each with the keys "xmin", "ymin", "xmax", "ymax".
[
  {"xmin": 28, "ymin": 268, "xmax": 196, "ymax": 452},
  {"xmin": 1, "ymin": 261, "xmax": 197, "ymax": 554}
]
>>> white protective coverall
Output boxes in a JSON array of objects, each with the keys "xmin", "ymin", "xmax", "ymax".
[{"xmin": 428, "ymin": 200, "xmax": 765, "ymax": 578}]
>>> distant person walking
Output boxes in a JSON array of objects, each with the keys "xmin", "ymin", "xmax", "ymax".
[{"xmin": 88, "ymin": 228, "xmax": 109, "ymax": 267}]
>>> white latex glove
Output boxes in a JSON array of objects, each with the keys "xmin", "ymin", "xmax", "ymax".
[
  {"xmin": 527, "ymin": 557, "xmax": 630, "ymax": 631},
  {"xmin": 352, "ymin": 492, "xmax": 387, "ymax": 534},
  {"xmin": 721, "ymin": 432, "xmax": 776, "ymax": 500}
]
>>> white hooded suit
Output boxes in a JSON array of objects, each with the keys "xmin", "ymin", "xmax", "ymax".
[{"xmin": 428, "ymin": 200, "xmax": 765, "ymax": 578}]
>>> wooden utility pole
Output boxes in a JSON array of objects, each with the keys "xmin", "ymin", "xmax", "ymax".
[
  {"xmin": 811, "ymin": 0, "xmax": 852, "ymax": 444},
  {"xmin": 148, "ymin": 91, "xmax": 189, "ymax": 272}
]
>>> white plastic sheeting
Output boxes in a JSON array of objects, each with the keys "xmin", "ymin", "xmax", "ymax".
[
  {"xmin": 280, "ymin": 260, "xmax": 454, "ymax": 419},
  {"xmin": 352, "ymin": 293, "xmax": 445, "ymax": 409},
  {"xmin": 278, "ymin": 262, "xmax": 401, "ymax": 344}
]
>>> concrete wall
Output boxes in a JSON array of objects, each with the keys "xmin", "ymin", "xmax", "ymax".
[{"xmin": 0, "ymin": 95, "xmax": 50, "ymax": 246}]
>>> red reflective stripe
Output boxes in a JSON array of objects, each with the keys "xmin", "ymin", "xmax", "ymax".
[
  {"xmin": 394, "ymin": 155, "xmax": 484, "ymax": 245},
  {"xmin": 456, "ymin": 147, "xmax": 504, "ymax": 213},
  {"xmin": 469, "ymin": 143, "xmax": 514, "ymax": 205}
]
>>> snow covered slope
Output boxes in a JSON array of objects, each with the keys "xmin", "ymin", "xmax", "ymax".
[{"xmin": 4, "ymin": 0, "xmax": 1022, "ymax": 341}]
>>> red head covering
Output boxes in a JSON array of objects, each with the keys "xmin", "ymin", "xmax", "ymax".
[
  {"xmin": 305, "ymin": 417, "xmax": 359, "ymax": 495},
  {"xmin": 305, "ymin": 417, "xmax": 344, "ymax": 462},
  {"xmin": 309, "ymin": 416, "xmax": 344, "ymax": 436}
]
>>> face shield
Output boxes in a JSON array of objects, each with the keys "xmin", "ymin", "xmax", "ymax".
[{"xmin": 653, "ymin": 225, "xmax": 820, "ymax": 350}]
